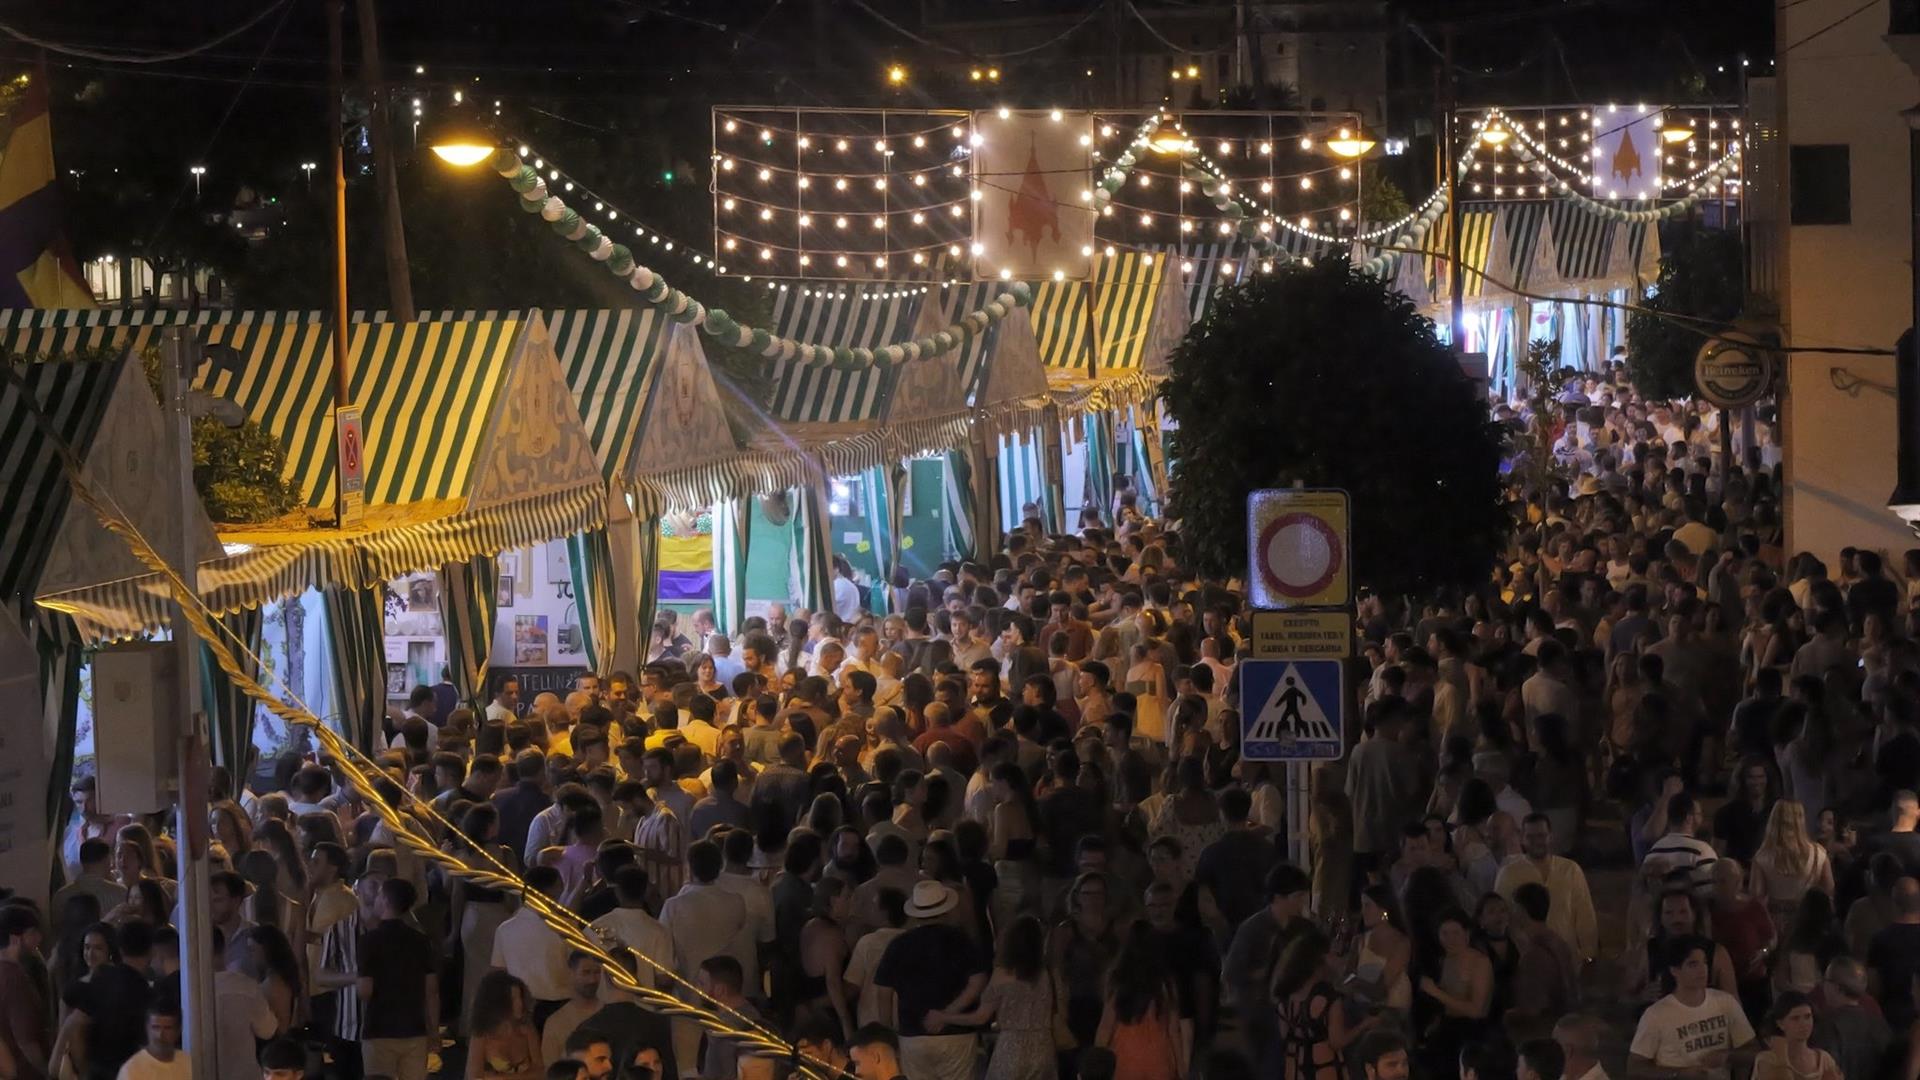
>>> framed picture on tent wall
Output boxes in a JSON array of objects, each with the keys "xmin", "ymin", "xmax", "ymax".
[{"xmin": 497, "ymin": 576, "xmax": 515, "ymax": 608}]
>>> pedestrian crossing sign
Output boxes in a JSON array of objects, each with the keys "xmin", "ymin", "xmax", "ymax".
[{"xmin": 1239, "ymin": 659, "xmax": 1345, "ymax": 761}]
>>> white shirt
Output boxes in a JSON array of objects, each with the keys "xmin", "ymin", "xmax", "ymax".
[
  {"xmin": 1643, "ymin": 833, "xmax": 1720, "ymax": 894},
  {"xmin": 659, "ymin": 880, "xmax": 749, "ymax": 979},
  {"xmin": 214, "ymin": 968, "xmax": 278, "ymax": 1080},
  {"xmin": 524, "ymin": 802, "xmax": 569, "ymax": 865},
  {"xmin": 1629, "ymin": 989, "xmax": 1755, "ymax": 1080},
  {"xmin": 486, "ymin": 701, "xmax": 516, "ymax": 724},
  {"xmin": 591, "ymin": 907, "xmax": 676, "ymax": 990},
  {"xmin": 491, "ymin": 905, "xmax": 574, "ymax": 1001},
  {"xmin": 116, "ymin": 1050, "xmax": 190, "ymax": 1080},
  {"xmin": 833, "ymin": 576, "xmax": 863, "ymax": 622},
  {"xmin": 715, "ymin": 871, "xmax": 778, "ymax": 990}
]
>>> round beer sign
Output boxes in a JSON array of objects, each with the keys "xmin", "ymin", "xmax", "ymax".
[{"xmin": 1694, "ymin": 335, "xmax": 1775, "ymax": 408}]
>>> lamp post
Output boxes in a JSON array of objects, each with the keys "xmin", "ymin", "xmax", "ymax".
[
  {"xmin": 189, "ymin": 164, "xmax": 205, "ymax": 200},
  {"xmin": 300, "ymin": 161, "xmax": 317, "ymax": 190},
  {"xmin": 325, "ymin": 0, "xmax": 357, "ymax": 527}
]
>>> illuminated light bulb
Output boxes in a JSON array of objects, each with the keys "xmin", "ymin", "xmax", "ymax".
[
  {"xmin": 797, "ymin": 177, "xmax": 811, "ymax": 189},
  {"xmin": 1259, "ymin": 180, "xmax": 1272, "ymax": 194},
  {"xmin": 1298, "ymin": 216, "xmax": 1310, "ymax": 228},
  {"xmin": 874, "ymin": 256, "xmax": 886, "ymax": 267},
  {"xmin": 913, "ymin": 135, "xmax": 926, "ymax": 148},
  {"xmin": 760, "ymin": 248, "xmax": 772, "ymax": 260},
  {"xmin": 1081, "ymin": 189, "xmax": 1093, "ymax": 202},
  {"xmin": 1050, "ymin": 109, "xmax": 1063, "ymax": 121},
  {"xmin": 1219, "ymin": 181, "xmax": 1231, "ymax": 193},
  {"xmin": 1219, "ymin": 140, "xmax": 1232, "ymax": 154},
  {"xmin": 970, "ymin": 242, "xmax": 985, "ymax": 255},
  {"xmin": 563, "ymin": 182, "xmax": 574, "ymax": 191},
  {"xmin": 951, "ymin": 205, "xmax": 964, "ymax": 217},
  {"xmin": 593, "ymin": 201, "xmax": 604, "ymax": 211},
  {"xmin": 1139, "ymin": 213, "xmax": 1151, "ymax": 226},
  {"xmin": 874, "ymin": 140, "xmax": 887, "ymax": 153},
  {"xmin": 1180, "ymin": 180, "xmax": 1193, "ymax": 193},
  {"xmin": 911, "ymin": 211, "xmax": 924, "ymax": 224},
  {"xmin": 835, "ymin": 255, "xmax": 848, "ymax": 267},
  {"xmin": 758, "ymin": 168, "xmax": 771, "ymax": 181},
  {"xmin": 999, "ymin": 267, "xmax": 1012, "ymax": 279},
  {"xmin": 874, "ymin": 177, "xmax": 886, "ymax": 189},
  {"xmin": 835, "ymin": 215, "xmax": 848, "ymax": 228},
  {"xmin": 798, "ymin": 137, "xmax": 811, "ymax": 149},
  {"xmin": 723, "ymin": 238, "xmax": 737, "ymax": 250},
  {"xmin": 835, "ymin": 139, "xmax": 849, "ymax": 151},
  {"xmin": 1137, "ymin": 174, "xmax": 1150, "ymax": 187},
  {"xmin": 1339, "ymin": 167, "xmax": 1352, "ymax": 180},
  {"xmin": 723, "ymin": 120, "xmax": 738, "ymax": 133},
  {"xmin": 1259, "ymin": 141, "xmax": 1272, "ymax": 155},
  {"xmin": 1141, "ymin": 254, "xmax": 1152, "ymax": 265},
  {"xmin": 1079, "ymin": 133, "xmax": 1092, "ymax": 147},
  {"xmin": 834, "ymin": 177, "xmax": 848, "ymax": 191},
  {"xmin": 723, "ymin": 198, "xmax": 736, "ymax": 211},
  {"xmin": 1258, "ymin": 220, "xmax": 1272, "ymax": 233},
  {"xmin": 1052, "ymin": 269, "xmax": 1065, "ymax": 281},
  {"xmin": 1101, "ymin": 205, "xmax": 1113, "ymax": 216},
  {"xmin": 759, "ymin": 208, "xmax": 773, "ymax": 221},
  {"xmin": 798, "ymin": 214, "xmax": 811, "ymax": 227},
  {"xmin": 1300, "ymin": 177, "xmax": 1312, "ymax": 189},
  {"xmin": 720, "ymin": 159, "xmax": 734, "ymax": 171},
  {"xmin": 998, "ymin": 107, "xmax": 1011, "ymax": 119},
  {"xmin": 949, "ymin": 244, "xmax": 961, "ymax": 256},
  {"xmin": 912, "ymin": 174, "xmax": 926, "ymax": 186},
  {"xmin": 951, "ymin": 126, "xmax": 963, "ymax": 138},
  {"xmin": 1299, "ymin": 136, "xmax": 1312, "ymax": 150},
  {"xmin": 970, "ymin": 189, "xmax": 983, "ymax": 201},
  {"xmin": 1217, "ymin": 222, "xmax": 1231, "ymax": 235},
  {"xmin": 1180, "ymin": 220, "xmax": 1193, "ymax": 233},
  {"xmin": 799, "ymin": 254, "xmax": 811, "ymax": 266},
  {"xmin": 533, "ymin": 158, "xmax": 544, "ymax": 168},
  {"xmin": 1338, "ymin": 208, "xmax": 1351, "ymax": 221},
  {"xmin": 912, "ymin": 252, "xmax": 925, "ymax": 264},
  {"xmin": 1182, "ymin": 261, "xmax": 1194, "ymax": 274},
  {"xmin": 969, "ymin": 133, "xmax": 984, "ymax": 148},
  {"xmin": 608, "ymin": 211, "xmax": 617, "ymax": 221},
  {"xmin": 1104, "ymin": 244, "xmax": 1116, "ymax": 256},
  {"xmin": 872, "ymin": 216, "xmax": 885, "ymax": 229}
]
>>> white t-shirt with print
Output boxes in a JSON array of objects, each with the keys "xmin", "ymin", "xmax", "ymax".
[{"xmin": 1629, "ymin": 989, "xmax": 1755, "ymax": 1080}]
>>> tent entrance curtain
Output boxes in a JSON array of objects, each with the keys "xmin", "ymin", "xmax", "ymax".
[
  {"xmin": 634, "ymin": 514, "xmax": 661, "ymax": 656},
  {"xmin": 35, "ymin": 609, "xmax": 83, "ymax": 886},
  {"xmin": 437, "ymin": 554, "xmax": 501, "ymax": 714},
  {"xmin": 996, "ymin": 433, "xmax": 1045, "ymax": 535},
  {"xmin": 199, "ymin": 607, "xmax": 263, "ymax": 777},
  {"xmin": 970, "ymin": 433, "xmax": 1004, "ymax": 563},
  {"xmin": 790, "ymin": 482, "xmax": 835, "ymax": 614},
  {"xmin": 860, "ymin": 463, "xmax": 904, "ymax": 615},
  {"xmin": 1085, "ymin": 413, "xmax": 1117, "ymax": 526},
  {"xmin": 322, "ymin": 584, "xmax": 386, "ymax": 753},
  {"xmin": 565, "ymin": 529, "xmax": 618, "ymax": 675},
  {"xmin": 941, "ymin": 450, "xmax": 977, "ymax": 562},
  {"xmin": 711, "ymin": 499, "xmax": 752, "ymax": 638},
  {"xmin": 1038, "ymin": 414, "xmax": 1066, "ymax": 535}
]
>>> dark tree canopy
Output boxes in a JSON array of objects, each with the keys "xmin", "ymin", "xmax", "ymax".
[
  {"xmin": 1625, "ymin": 225, "xmax": 1744, "ymax": 400},
  {"xmin": 1162, "ymin": 260, "xmax": 1507, "ymax": 598}
]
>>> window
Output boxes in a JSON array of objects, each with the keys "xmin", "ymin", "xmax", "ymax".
[{"xmin": 1789, "ymin": 144, "xmax": 1850, "ymax": 225}]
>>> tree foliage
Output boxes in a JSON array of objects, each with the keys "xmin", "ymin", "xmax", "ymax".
[
  {"xmin": 1162, "ymin": 260, "xmax": 1507, "ymax": 597},
  {"xmin": 1625, "ymin": 224, "xmax": 1744, "ymax": 400},
  {"xmin": 138, "ymin": 346, "xmax": 300, "ymax": 523}
]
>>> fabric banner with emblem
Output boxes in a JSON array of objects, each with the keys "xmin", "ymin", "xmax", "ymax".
[
  {"xmin": 710, "ymin": 499, "xmax": 752, "ymax": 637},
  {"xmin": 565, "ymin": 529, "xmax": 618, "ymax": 676},
  {"xmin": 199, "ymin": 607, "xmax": 263, "ymax": 777},
  {"xmin": 437, "ymin": 554, "xmax": 500, "ymax": 713},
  {"xmin": 322, "ymin": 584, "xmax": 386, "ymax": 752}
]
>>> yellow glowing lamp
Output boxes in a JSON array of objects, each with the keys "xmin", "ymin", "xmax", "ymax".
[
  {"xmin": 1478, "ymin": 125, "xmax": 1510, "ymax": 146},
  {"xmin": 427, "ymin": 110, "xmax": 496, "ymax": 167},
  {"xmin": 1324, "ymin": 126, "xmax": 1376, "ymax": 159},
  {"xmin": 1149, "ymin": 132, "xmax": 1193, "ymax": 156},
  {"xmin": 1657, "ymin": 118, "xmax": 1694, "ymax": 144}
]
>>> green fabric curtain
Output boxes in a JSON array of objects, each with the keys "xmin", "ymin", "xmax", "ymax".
[
  {"xmin": 635, "ymin": 514, "xmax": 661, "ymax": 655},
  {"xmin": 1085, "ymin": 413, "xmax": 1117, "ymax": 526},
  {"xmin": 790, "ymin": 483, "xmax": 835, "ymax": 614},
  {"xmin": 711, "ymin": 499, "xmax": 752, "ymax": 637},
  {"xmin": 969, "ymin": 434, "xmax": 1005, "ymax": 563},
  {"xmin": 565, "ymin": 529, "xmax": 618, "ymax": 676},
  {"xmin": 1038, "ymin": 417, "xmax": 1066, "ymax": 536},
  {"xmin": 322, "ymin": 584, "xmax": 386, "ymax": 753},
  {"xmin": 860, "ymin": 464, "xmax": 903, "ymax": 615},
  {"xmin": 941, "ymin": 450, "xmax": 976, "ymax": 562},
  {"xmin": 437, "ymin": 554, "xmax": 500, "ymax": 713},
  {"xmin": 33, "ymin": 608, "xmax": 83, "ymax": 887},
  {"xmin": 199, "ymin": 607, "xmax": 263, "ymax": 777}
]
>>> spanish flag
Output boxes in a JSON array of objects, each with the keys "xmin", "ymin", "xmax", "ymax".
[{"xmin": 0, "ymin": 75, "xmax": 93, "ymax": 309}]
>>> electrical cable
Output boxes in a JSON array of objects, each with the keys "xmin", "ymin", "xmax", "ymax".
[
  {"xmin": 844, "ymin": 0, "xmax": 1102, "ymax": 59},
  {"xmin": 1124, "ymin": 1, "xmax": 1191, "ymax": 55},
  {"xmin": 1780, "ymin": 0, "xmax": 1878, "ymax": 53},
  {"xmin": 0, "ymin": 0, "xmax": 294, "ymax": 65}
]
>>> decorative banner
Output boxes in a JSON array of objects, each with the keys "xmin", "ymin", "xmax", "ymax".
[
  {"xmin": 1589, "ymin": 109, "xmax": 1665, "ymax": 200},
  {"xmin": 972, "ymin": 109, "xmax": 1095, "ymax": 281}
]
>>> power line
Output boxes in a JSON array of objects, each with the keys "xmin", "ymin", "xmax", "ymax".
[
  {"xmin": 0, "ymin": 0, "xmax": 294, "ymax": 65},
  {"xmin": 845, "ymin": 0, "xmax": 1103, "ymax": 59},
  {"xmin": 1780, "ymin": 0, "xmax": 1877, "ymax": 53}
]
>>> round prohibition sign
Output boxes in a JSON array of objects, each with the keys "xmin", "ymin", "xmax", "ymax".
[{"xmin": 1257, "ymin": 511, "xmax": 1342, "ymax": 599}]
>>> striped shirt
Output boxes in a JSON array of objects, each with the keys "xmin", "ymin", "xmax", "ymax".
[
  {"xmin": 633, "ymin": 805, "xmax": 688, "ymax": 905},
  {"xmin": 1643, "ymin": 832, "xmax": 1719, "ymax": 893}
]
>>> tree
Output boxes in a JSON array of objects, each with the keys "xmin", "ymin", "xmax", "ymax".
[
  {"xmin": 1625, "ymin": 224, "xmax": 1743, "ymax": 400},
  {"xmin": 1162, "ymin": 259, "xmax": 1507, "ymax": 597}
]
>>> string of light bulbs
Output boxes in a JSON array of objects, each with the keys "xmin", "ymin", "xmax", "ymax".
[
  {"xmin": 1482, "ymin": 107, "xmax": 1743, "ymax": 221},
  {"xmin": 514, "ymin": 142, "xmax": 729, "ymax": 276},
  {"xmin": 491, "ymin": 147, "xmax": 1034, "ymax": 369},
  {"xmin": 1472, "ymin": 106, "xmax": 1743, "ymax": 197}
]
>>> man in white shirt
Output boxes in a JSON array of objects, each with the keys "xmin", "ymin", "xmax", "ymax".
[
  {"xmin": 1629, "ymin": 936, "xmax": 1754, "ymax": 1080},
  {"xmin": 114, "ymin": 1001, "xmax": 189, "ymax": 1080},
  {"xmin": 714, "ymin": 830, "xmax": 777, "ymax": 996},
  {"xmin": 485, "ymin": 676, "xmax": 521, "ymax": 724},
  {"xmin": 708, "ymin": 634, "xmax": 746, "ymax": 687},
  {"xmin": 590, "ymin": 866, "xmax": 676, "ymax": 991},
  {"xmin": 214, "ymin": 930, "xmax": 278, "ymax": 1080},
  {"xmin": 659, "ymin": 841, "xmax": 750, "ymax": 978},
  {"xmin": 1520, "ymin": 640, "xmax": 1581, "ymax": 736},
  {"xmin": 490, "ymin": 866, "xmax": 575, "ymax": 1019},
  {"xmin": 832, "ymin": 556, "xmax": 863, "ymax": 622},
  {"xmin": 1494, "ymin": 814, "xmax": 1599, "ymax": 964},
  {"xmin": 1642, "ymin": 792, "xmax": 1719, "ymax": 897}
]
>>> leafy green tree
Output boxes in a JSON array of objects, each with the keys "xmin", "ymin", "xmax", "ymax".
[
  {"xmin": 1625, "ymin": 224, "xmax": 1743, "ymax": 400},
  {"xmin": 1162, "ymin": 259, "xmax": 1507, "ymax": 597}
]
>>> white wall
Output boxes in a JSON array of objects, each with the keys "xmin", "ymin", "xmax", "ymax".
[{"xmin": 1782, "ymin": 0, "xmax": 1919, "ymax": 566}]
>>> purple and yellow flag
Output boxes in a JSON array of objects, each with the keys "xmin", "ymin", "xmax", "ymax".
[
  {"xmin": 0, "ymin": 76, "xmax": 93, "ymax": 309},
  {"xmin": 657, "ymin": 532, "xmax": 713, "ymax": 602}
]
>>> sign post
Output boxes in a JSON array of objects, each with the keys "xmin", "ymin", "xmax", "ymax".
[
  {"xmin": 336, "ymin": 405, "xmax": 365, "ymax": 527},
  {"xmin": 1245, "ymin": 489, "xmax": 1353, "ymax": 872}
]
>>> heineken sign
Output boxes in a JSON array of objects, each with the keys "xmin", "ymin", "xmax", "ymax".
[{"xmin": 1694, "ymin": 335, "xmax": 1775, "ymax": 408}]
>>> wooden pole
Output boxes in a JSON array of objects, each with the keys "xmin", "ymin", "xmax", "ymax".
[{"xmin": 355, "ymin": 0, "xmax": 414, "ymax": 322}]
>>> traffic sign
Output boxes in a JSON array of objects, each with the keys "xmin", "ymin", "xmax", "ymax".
[
  {"xmin": 1248, "ymin": 611, "xmax": 1353, "ymax": 660},
  {"xmin": 1247, "ymin": 489, "xmax": 1351, "ymax": 610},
  {"xmin": 1240, "ymin": 658, "xmax": 1345, "ymax": 761},
  {"xmin": 336, "ymin": 405, "xmax": 365, "ymax": 526}
]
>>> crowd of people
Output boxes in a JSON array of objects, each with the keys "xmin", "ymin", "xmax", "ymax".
[{"xmin": 4, "ymin": 362, "xmax": 1920, "ymax": 1080}]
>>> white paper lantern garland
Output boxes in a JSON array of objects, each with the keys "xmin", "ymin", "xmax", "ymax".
[{"xmin": 490, "ymin": 147, "xmax": 1032, "ymax": 371}]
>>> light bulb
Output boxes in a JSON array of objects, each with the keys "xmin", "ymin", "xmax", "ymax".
[{"xmin": 798, "ymin": 214, "xmax": 811, "ymax": 227}]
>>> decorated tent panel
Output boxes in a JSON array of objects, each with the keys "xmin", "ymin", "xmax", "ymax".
[
  {"xmin": 884, "ymin": 295, "xmax": 973, "ymax": 425},
  {"xmin": 0, "ymin": 354, "xmax": 121, "ymax": 605},
  {"xmin": 932, "ymin": 282, "xmax": 1000, "ymax": 402},
  {"xmin": 541, "ymin": 309, "xmax": 671, "ymax": 483},
  {"xmin": 1419, "ymin": 205, "xmax": 1496, "ymax": 309},
  {"xmin": 464, "ymin": 313, "xmax": 604, "ymax": 513},
  {"xmin": 34, "ymin": 351, "xmax": 221, "ymax": 598},
  {"xmin": 1031, "ymin": 251, "xmax": 1176, "ymax": 375},
  {"xmin": 1547, "ymin": 202, "xmax": 1617, "ymax": 290},
  {"xmin": 1487, "ymin": 202, "xmax": 1566, "ymax": 300},
  {"xmin": 767, "ymin": 286, "xmax": 928, "ymax": 423},
  {"xmin": 625, "ymin": 320, "xmax": 741, "ymax": 478}
]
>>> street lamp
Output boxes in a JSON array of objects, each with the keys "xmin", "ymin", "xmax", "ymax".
[
  {"xmin": 426, "ymin": 108, "xmax": 496, "ymax": 167},
  {"xmin": 886, "ymin": 64, "xmax": 907, "ymax": 87},
  {"xmin": 300, "ymin": 161, "xmax": 317, "ymax": 189},
  {"xmin": 1323, "ymin": 126, "xmax": 1377, "ymax": 159},
  {"xmin": 1478, "ymin": 123, "xmax": 1510, "ymax": 146},
  {"xmin": 189, "ymin": 164, "xmax": 206, "ymax": 198}
]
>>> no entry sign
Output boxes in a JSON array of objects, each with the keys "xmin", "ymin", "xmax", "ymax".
[{"xmin": 1247, "ymin": 489, "xmax": 1351, "ymax": 610}]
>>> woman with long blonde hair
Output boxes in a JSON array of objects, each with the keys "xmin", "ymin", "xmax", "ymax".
[{"xmin": 1749, "ymin": 799, "xmax": 1834, "ymax": 928}]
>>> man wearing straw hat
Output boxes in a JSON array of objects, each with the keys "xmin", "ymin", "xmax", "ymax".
[{"xmin": 872, "ymin": 881, "xmax": 988, "ymax": 1080}]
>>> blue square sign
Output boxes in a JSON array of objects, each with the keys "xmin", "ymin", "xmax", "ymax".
[{"xmin": 1239, "ymin": 658, "xmax": 1345, "ymax": 761}]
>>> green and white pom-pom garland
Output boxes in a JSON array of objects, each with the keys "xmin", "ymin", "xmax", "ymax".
[
  {"xmin": 489, "ymin": 147, "xmax": 1033, "ymax": 371},
  {"xmin": 1509, "ymin": 141, "xmax": 1742, "ymax": 224}
]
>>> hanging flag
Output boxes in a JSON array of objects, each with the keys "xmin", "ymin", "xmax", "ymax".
[
  {"xmin": 0, "ymin": 74, "xmax": 93, "ymax": 309},
  {"xmin": 1587, "ymin": 108, "xmax": 1666, "ymax": 202},
  {"xmin": 971, "ymin": 109, "xmax": 1095, "ymax": 281}
]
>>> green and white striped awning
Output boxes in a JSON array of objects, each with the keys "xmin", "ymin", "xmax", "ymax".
[
  {"xmin": 1031, "ymin": 251, "xmax": 1167, "ymax": 373},
  {"xmin": 768, "ymin": 286, "xmax": 928, "ymax": 422},
  {"xmin": 0, "ymin": 353, "xmax": 119, "ymax": 607}
]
